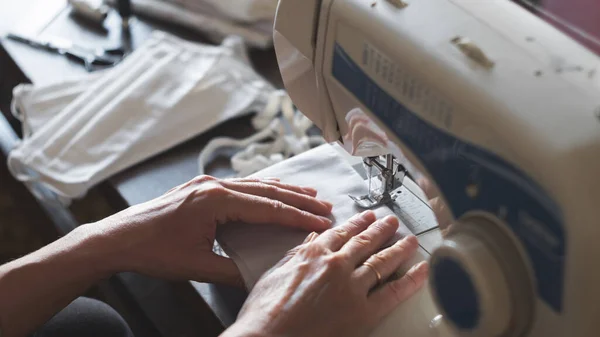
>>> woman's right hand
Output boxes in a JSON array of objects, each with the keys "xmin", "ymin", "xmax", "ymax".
[{"xmin": 222, "ymin": 211, "xmax": 429, "ymax": 337}]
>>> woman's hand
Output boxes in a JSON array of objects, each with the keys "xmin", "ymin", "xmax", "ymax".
[
  {"xmin": 0, "ymin": 175, "xmax": 333, "ymax": 336},
  {"xmin": 224, "ymin": 211, "xmax": 429, "ymax": 337},
  {"xmin": 86, "ymin": 175, "xmax": 334, "ymax": 286}
]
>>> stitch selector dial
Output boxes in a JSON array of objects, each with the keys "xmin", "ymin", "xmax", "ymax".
[{"xmin": 430, "ymin": 216, "xmax": 535, "ymax": 337}]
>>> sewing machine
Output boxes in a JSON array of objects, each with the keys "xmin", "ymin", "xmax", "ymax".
[{"xmin": 274, "ymin": 0, "xmax": 600, "ymax": 336}]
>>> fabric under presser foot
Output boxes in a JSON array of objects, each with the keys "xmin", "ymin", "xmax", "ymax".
[
  {"xmin": 216, "ymin": 143, "xmax": 439, "ymax": 290},
  {"xmin": 351, "ymin": 161, "xmax": 437, "ymax": 236}
]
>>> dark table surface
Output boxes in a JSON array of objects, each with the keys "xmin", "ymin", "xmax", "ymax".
[{"xmin": 1, "ymin": 2, "xmax": 284, "ymax": 332}]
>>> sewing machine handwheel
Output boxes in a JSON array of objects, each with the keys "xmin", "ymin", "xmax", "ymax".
[{"xmin": 429, "ymin": 215, "xmax": 535, "ymax": 337}]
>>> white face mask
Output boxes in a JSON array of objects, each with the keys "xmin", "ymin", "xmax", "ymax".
[
  {"xmin": 11, "ymin": 73, "xmax": 103, "ymax": 138},
  {"xmin": 8, "ymin": 31, "xmax": 276, "ymax": 201}
]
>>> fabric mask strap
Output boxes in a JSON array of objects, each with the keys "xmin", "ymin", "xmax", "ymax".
[
  {"xmin": 198, "ymin": 119, "xmax": 282, "ymax": 176},
  {"xmin": 199, "ymin": 91, "xmax": 325, "ymax": 177}
]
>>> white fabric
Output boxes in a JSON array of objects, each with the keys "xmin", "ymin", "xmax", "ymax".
[
  {"xmin": 216, "ymin": 144, "xmax": 414, "ymax": 289},
  {"xmin": 8, "ymin": 31, "xmax": 276, "ymax": 200},
  {"xmin": 198, "ymin": 90, "xmax": 325, "ymax": 177},
  {"xmin": 106, "ymin": 0, "xmax": 275, "ymax": 48},
  {"xmin": 11, "ymin": 73, "xmax": 104, "ymax": 138},
  {"xmin": 216, "ymin": 143, "xmax": 445, "ymax": 337}
]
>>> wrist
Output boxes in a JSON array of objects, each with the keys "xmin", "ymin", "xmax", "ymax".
[{"xmin": 66, "ymin": 223, "xmax": 125, "ymax": 278}]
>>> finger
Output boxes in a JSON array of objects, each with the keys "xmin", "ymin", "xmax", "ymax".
[
  {"xmin": 368, "ymin": 261, "xmax": 429, "ymax": 321},
  {"xmin": 193, "ymin": 254, "xmax": 245, "ymax": 288},
  {"xmin": 225, "ymin": 178, "xmax": 318, "ymax": 196},
  {"xmin": 223, "ymin": 191, "xmax": 333, "ymax": 231},
  {"xmin": 339, "ymin": 215, "xmax": 400, "ymax": 266},
  {"xmin": 353, "ymin": 235, "xmax": 419, "ymax": 289},
  {"xmin": 226, "ymin": 177, "xmax": 262, "ymax": 182},
  {"xmin": 262, "ymin": 180, "xmax": 318, "ymax": 197},
  {"xmin": 315, "ymin": 211, "xmax": 376, "ymax": 251},
  {"xmin": 221, "ymin": 181, "xmax": 332, "ymax": 216},
  {"xmin": 305, "ymin": 231, "xmax": 320, "ymax": 243}
]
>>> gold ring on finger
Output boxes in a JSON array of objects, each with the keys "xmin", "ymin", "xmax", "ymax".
[{"xmin": 362, "ymin": 261, "xmax": 382, "ymax": 285}]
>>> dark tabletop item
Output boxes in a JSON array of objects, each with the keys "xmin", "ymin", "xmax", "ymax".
[
  {"xmin": 6, "ymin": 32, "xmax": 124, "ymax": 71},
  {"xmin": 117, "ymin": 0, "xmax": 132, "ymax": 28}
]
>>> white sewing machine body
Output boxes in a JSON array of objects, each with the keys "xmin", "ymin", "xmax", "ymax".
[{"xmin": 274, "ymin": 0, "xmax": 600, "ymax": 336}]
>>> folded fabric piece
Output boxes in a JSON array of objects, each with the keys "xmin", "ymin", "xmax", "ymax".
[
  {"xmin": 8, "ymin": 31, "xmax": 276, "ymax": 201},
  {"xmin": 106, "ymin": 0, "xmax": 275, "ymax": 48}
]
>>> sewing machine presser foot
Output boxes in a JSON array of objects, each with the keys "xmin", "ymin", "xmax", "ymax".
[
  {"xmin": 350, "ymin": 154, "xmax": 406, "ymax": 209},
  {"xmin": 349, "ymin": 190, "xmax": 400, "ymax": 209}
]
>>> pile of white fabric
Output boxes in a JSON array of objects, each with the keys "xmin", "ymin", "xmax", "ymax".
[
  {"xmin": 105, "ymin": 0, "xmax": 278, "ymax": 48},
  {"xmin": 8, "ymin": 31, "xmax": 321, "ymax": 203}
]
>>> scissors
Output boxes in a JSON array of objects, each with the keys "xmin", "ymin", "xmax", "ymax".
[{"xmin": 5, "ymin": 33, "xmax": 126, "ymax": 72}]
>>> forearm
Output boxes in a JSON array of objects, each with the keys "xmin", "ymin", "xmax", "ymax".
[{"xmin": 0, "ymin": 224, "xmax": 119, "ymax": 336}]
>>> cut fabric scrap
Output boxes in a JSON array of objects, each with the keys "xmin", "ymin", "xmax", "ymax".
[{"xmin": 8, "ymin": 31, "xmax": 276, "ymax": 202}]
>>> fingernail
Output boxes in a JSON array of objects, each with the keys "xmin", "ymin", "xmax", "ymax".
[
  {"xmin": 411, "ymin": 261, "xmax": 430, "ymax": 275},
  {"xmin": 319, "ymin": 216, "xmax": 333, "ymax": 226},
  {"xmin": 356, "ymin": 210, "xmax": 376, "ymax": 222},
  {"xmin": 303, "ymin": 187, "xmax": 318, "ymax": 195},
  {"xmin": 360, "ymin": 210, "xmax": 374, "ymax": 217},
  {"xmin": 304, "ymin": 231, "xmax": 318, "ymax": 243},
  {"xmin": 396, "ymin": 235, "xmax": 418, "ymax": 246},
  {"xmin": 320, "ymin": 200, "xmax": 334, "ymax": 210},
  {"xmin": 264, "ymin": 177, "xmax": 281, "ymax": 181},
  {"xmin": 383, "ymin": 215, "xmax": 399, "ymax": 225}
]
